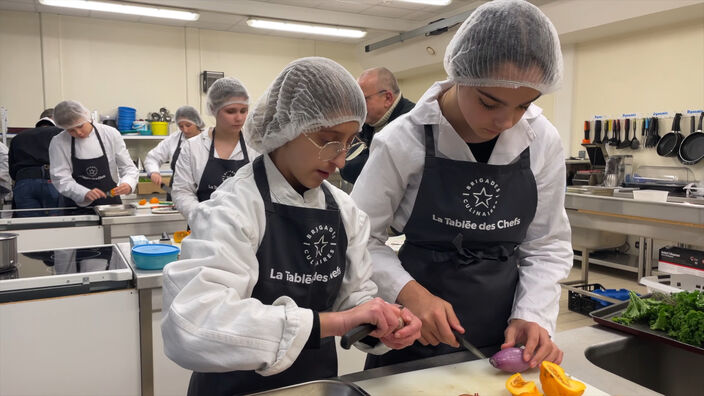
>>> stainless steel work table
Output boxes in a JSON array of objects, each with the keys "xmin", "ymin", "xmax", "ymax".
[
  {"xmin": 341, "ymin": 326, "xmax": 662, "ymax": 395},
  {"xmin": 118, "ymin": 242, "xmax": 166, "ymax": 396},
  {"xmin": 565, "ymin": 192, "xmax": 704, "ymax": 283},
  {"xmin": 101, "ymin": 211, "xmax": 186, "ymax": 242}
]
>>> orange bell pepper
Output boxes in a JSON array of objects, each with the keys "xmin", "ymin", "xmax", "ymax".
[
  {"xmin": 539, "ymin": 361, "xmax": 585, "ymax": 396},
  {"xmin": 150, "ymin": 197, "xmax": 160, "ymax": 204},
  {"xmin": 139, "ymin": 199, "xmax": 147, "ymax": 205},
  {"xmin": 506, "ymin": 373, "xmax": 542, "ymax": 396}
]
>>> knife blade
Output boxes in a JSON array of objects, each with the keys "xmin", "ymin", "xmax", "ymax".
[
  {"xmin": 452, "ymin": 329, "xmax": 486, "ymax": 359},
  {"xmin": 160, "ymin": 183, "xmax": 172, "ymax": 194}
]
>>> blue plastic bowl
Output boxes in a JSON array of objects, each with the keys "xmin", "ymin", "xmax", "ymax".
[{"xmin": 131, "ymin": 244, "xmax": 180, "ymax": 270}]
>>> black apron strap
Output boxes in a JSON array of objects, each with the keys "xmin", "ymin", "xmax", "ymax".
[
  {"xmin": 252, "ymin": 156, "xmax": 274, "ymax": 213},
  {"xmin": 239, "ymin": 133, "xmax": 249, "ymax": 162},
  {"xmin": 423, "ymin": 124, "xmax": 436, "ymax": 158}
]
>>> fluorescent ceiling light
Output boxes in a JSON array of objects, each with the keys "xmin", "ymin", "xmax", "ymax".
[
  {"xmin": 38, "ymin": 0, "xmax": 199, "ymax": 21},
  {"xmin": 396, "ymin": 0, "xmax": 452, "ymax": 5},
  {"xmin": 247, "ymin": 18, "xmax": 366, "ymax": 39}
]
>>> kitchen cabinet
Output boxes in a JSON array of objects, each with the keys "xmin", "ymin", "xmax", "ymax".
[{"xmin": 0, "ymin": 244, "xmax": 140, "ymax": 395}]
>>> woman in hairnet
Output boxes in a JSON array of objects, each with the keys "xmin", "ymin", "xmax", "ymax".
[
  {"xmin": 161, "ymin": 57, "xmax": 421, "ymax": 396},
  {"xmin": 144, "ymin": 105, "xmax": 205, "ymax": 200},
  {"xmin": 171, "ymin": 77, "xmax": 258, "ymax": 220},
  {"xmin": 353, "ymin": 0, "xmax": 572, "ymax": 369},
  {"xmin": 48, "ymin": 100, "xmax": 138, "ymax": 206}
]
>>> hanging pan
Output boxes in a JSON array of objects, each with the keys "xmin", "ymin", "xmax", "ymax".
[
  {"xmin": 656, "ymin": 113, "xmax": 682, "ymax": 157},
  {"xmin": 679, "ymin": 112, "xmax": 704, "ymax": 164}
]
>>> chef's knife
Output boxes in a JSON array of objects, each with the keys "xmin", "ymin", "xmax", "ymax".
[
  {"xmin": 340, "ymin": 324, "xmax": 375, "ymax": 349},
  {"xmin": 452, "ymin": 329, "xmax": 486, "ymax": 359},
  {"xmin": 160, "ymin": 183, "xmax": 172, "ymax": 194}
]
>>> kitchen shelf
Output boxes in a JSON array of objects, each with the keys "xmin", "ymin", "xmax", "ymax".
[{"xmin": 573, "ymin": 249, "xmax": 647, "ymax": 273}]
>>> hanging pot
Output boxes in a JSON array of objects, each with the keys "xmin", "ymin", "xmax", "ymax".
[
  {"xmin": 656, "ymin": 113, "xmax": 682, "ymax": 157},
  {"xmin": 0, "ymin": 233, "xmax": 18, "ymax": 270},
  {"xmin": 679, "ymin": 112, "xmax": 704, "ymax": 164}
]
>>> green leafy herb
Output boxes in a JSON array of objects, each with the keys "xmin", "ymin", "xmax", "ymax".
[{"xmin": 612, "ymin": 290, "xmax": 704, "ymax": 347}]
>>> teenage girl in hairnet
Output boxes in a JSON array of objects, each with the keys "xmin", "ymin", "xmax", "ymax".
[
  {"xmin": 144, "ymin": 105, "xmax": 205, "ymax": 200},
  {"xmin": 48, "ymin": 100, "xmax": 138, "ymax": 206},
  {"xmin": 353, "ymin": 0, "xmax": 573, "ymax": 368},
  {"xmin": 171, "ymin": 78, "xmax": 259, "ymax": 220},
  {"xmin": 161, "ymin": 57, "xmax": 422, "ymax": 396}
]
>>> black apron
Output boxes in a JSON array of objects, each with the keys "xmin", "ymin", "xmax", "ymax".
[
  {"xmin": 166, "ymin": 132, "xmax": 184, "ymax": 201},
  {"xmin": 195, "ymin": 130, "xmax": 249, "ymax": 202},
  {"xmin": 67, "ymin": 124, "xmax": 121, "ymax": 206},
  {"xmin": 187, "ymin": 156, "xmax": 348, "ymax": 396},
  {"xmin": 366, "ymin": 125, "xmax": 537, "ymax": 368}
]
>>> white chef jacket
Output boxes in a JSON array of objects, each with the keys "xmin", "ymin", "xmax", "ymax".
[
  {"xmin": 143, "ymin": 131, "xmax": 192, "ymax": 176},
  {"xmin": 0, "ymin": 142, "xmax": 10, "ymax": 193},
  {"xmin": 161, "ymin": 154, "xmax": 380, "ymax": 375},
  {"xmin": 171, "ymin": 127, "xmax": 259, "ymax": 221},
  {"xmin": 48, "ymin": 123, "xmax": 139, "ymax": 207},
  {"xmin": 351, "ymin": 80, "xmax": 573, "ymax": 336}
]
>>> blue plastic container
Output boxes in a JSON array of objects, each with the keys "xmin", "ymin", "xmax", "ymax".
[
  {"xmin": 131, "ymin": 244, "xmax": 180, "ymax": 270},
  {"xmin": 117, "ymin": 106, "xmax": 137, "ymax": 132}
]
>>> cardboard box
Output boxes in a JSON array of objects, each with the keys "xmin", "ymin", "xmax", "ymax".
[
  {"xmin": 658, "ymin": 246, "xmax": 704, "ymax": 277},
  {"xmin": 136, "ymin": 176, "xmax": 170, "ymax": 195}
]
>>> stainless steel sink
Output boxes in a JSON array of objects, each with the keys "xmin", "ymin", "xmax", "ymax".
[{"xmin": 585, "ymin": 337, "xmax": 704, "ymax": 396}]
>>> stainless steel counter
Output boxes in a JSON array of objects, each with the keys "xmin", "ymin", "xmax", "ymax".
[
  {"xmin": 340, "ymin": 325, "xmax": 660, "ymax": 395},
  {"xmin": 565, "ymin": 192, "xmax": 704, "ymax": 227},
  {"xmin": 102, "ymin": 211, "xmax": 186, "ymax": 243},
  {"xmin": 118, "ymin": 242, "xmax": 163, "ymax": 290}
]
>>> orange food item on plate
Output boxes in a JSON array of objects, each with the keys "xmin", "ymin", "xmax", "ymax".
[
  {"xmin": 506, "ymin": 373, "xmax": 541, "ymax": 396},
  {"xmin": 539, "ymin": 361, "xmax": 585, "ymax": 396},
  {"xmin": 139, "ymin": 199, "xmax": 147, "ymax": 205},
  {"xmin": 150, "ymin": 197, "xmax": 160, "ymax": 204}
]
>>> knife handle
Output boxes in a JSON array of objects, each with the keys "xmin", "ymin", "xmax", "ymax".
[{"xmin": 340, "ymin": 324, "xmax": 375, "ymax": 350}]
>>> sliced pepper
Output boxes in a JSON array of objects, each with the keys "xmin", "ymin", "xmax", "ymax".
[
  {"xmin": 150, "ymin": 197, "xmax": 160, "ymax": 204},
  {"xmin": 506, "ymin": 373, "xmax": 541, "ymax": 396},
  {"xmin": 539, "ymin": 361, "xmax": 586, "ymax": 396},
  {"xmin": 139, "ymin": 199, "xmax": 147, "ymax": 205}
]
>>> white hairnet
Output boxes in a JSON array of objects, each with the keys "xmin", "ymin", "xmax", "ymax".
[
  {"xmin": 54, "ymin": 100, "xmax": 91, "ymax": 130},
  {"xmin": 175, "ymin": 105, "xmax": 205, "ymax": 130},
  {"xmin": 244, "ymin": 57, "xmax": 366, "ymax": 154},
  {"xmin": 206, "ymin": 77, "xmax": 249, "ymax": 116},
  {"xmin": 444, "ymin": 0, "xmax": 563, "ymax": 94}
]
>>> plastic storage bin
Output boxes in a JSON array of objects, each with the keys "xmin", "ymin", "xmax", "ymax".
[
  {"xmin": 633, "ymin": 190, "xmax": 669, "ymax": 202},
  {"xmin": 131, "ymin": 244, "xmax": 179, "ymax": 270},
  {"xmin": 567, "ymin": 283, "xmax": 633, "ymax": 315},
  {"xmin": 640, "ymin": 274, "xmax": 704, "ymax": 294},
  {"xmin": 150, "ymin": 121, "xmax": 168, "ymax": 135}
]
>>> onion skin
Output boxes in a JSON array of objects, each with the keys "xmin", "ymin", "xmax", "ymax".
[{"xmin": 490, "ymin": 347, "xmax": 531, "ymax": 373}]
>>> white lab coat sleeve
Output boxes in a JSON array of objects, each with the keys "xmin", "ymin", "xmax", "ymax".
[
  {"xmin": 48, "ymin": 134, "xmax": 92, "ymax": 206},
  {"xmin": 350, "ymin": 134, "xmax": 417, "ymax": 304},
  {"xmin": 326, "ymin": 187, "xmax": 392, "ymax": 354},
  {"xmin": 511, "ymin": 125, "xmax": 573, "ymax": 336},
  {"xmin": 143, "ymin": 136, "xmax": 174, "ymax": 176},
  {"xmin": 161, "ymin": 180, "xmax": 314, "ymax": 375},
  {"xmin": 172, "ymin": 141, "xmax": 200, "ymax": 221},
  {"xmin": 111, "ymin": 130, "xmax": 139, "ymax": 192}
]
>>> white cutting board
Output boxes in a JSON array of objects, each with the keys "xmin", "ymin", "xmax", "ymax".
[{"xmin": 355, "ymin": 358, "xmax": 609, "ymax": 395}]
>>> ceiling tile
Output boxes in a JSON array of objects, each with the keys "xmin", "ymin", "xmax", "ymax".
[
  {"xmin": 0, "ymin": 0, "xmax": 36, "ymax": 12},
  {"xmin": 359, "ymin": 5, "xmax": 416, "ymax": 18}
]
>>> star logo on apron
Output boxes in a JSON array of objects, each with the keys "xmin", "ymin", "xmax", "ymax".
[
  {"xmin": 462, "ymin": 177, "xmax": 501, "ymax": 217},
  {"xmin": 303, "ymin": 224, "xmax": 337, "ymax": 266},
  {"xmin": 221, "ymin": 169, "xmax": 237, "ymax": 182},
  {"xmin": 86, "ymin": 166, "xmax": 99, "ymax": 178}
]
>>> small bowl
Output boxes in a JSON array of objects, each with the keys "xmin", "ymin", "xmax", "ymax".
[{"xmin": 131, "ymin": 244, "xmax": 180, "ymax": 270}]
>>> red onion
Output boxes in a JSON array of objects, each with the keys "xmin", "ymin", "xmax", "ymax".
[{"xmin": 489, "ymin": 347, "xmax": 531, "ymax": 373}]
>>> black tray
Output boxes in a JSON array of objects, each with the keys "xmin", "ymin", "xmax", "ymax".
[
  {"xmin": 590, "ymin": 298, "xmax": 704, "ymax": 356},
  {"xmin": 249, "ymin": 379, "xmax": 370, "ymax": 396}
]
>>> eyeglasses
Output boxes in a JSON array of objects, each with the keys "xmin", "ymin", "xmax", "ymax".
[
  {"xmin": 304, "ymin": 132, "xmax": 367, "ymax": 161},
  {"xmin": 364, "ymin": 90, "xmax": 388, "ymax": 101}
]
